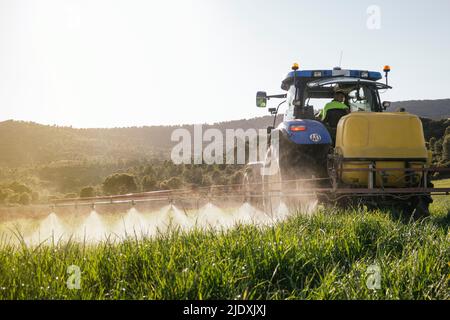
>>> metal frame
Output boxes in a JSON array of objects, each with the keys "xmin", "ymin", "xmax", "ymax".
[{"xmin": 48, "ymin": 166, "xmax": 450, "ymax": 208}]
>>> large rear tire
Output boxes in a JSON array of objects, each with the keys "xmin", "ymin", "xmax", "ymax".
[
  {"xmin": 262, "ymin": 140, "xmax": 325, "ymax": 217},
  {"xmin": 262, "ymin": 145, "xmax": 284, "ymax": 217}
]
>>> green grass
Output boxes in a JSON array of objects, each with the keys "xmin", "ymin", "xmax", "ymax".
[
  {"xmin": 0, "ymin": 187, "xmax": 449, "ymax": 300},
  {"xmin": 432, "ymin": 178, "xmax": 450, "ymax": 188}
]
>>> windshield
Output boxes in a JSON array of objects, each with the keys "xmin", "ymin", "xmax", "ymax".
[
  {"xmin": 304, "ymin": 81, "xmax": 383, "ymax": 115},
  {"xmin": 282, "ymin": 78, "xmax": 386, "ymax": 120},
  {"xmin": 347, "ymin": 86, "xmax": 374, "ymax": 112}
]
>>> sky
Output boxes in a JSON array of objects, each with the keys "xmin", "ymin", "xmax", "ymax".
[{"xmin": 0, "ymin": 0, "xmax": 449, "ymax": 128}]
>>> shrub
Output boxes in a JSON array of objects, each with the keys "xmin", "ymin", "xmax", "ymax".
[
  {"xmin": 159, "ymin": 177, "xmax": 183, "ymax": 190},
  {"xmin": 0, "ymin": 188, "xmax": 14, "ymax": 204},
  {"xmin": 31, "ymin": 191, "xmax": 40, "ymax": 203},
  {"xmin": 7, "ymin": 193, "xmax": 20, "ymax": 204},
  {"xmin": 8, "ymin": 182, "xmax": 32, "ymax": 194},
  {"xmin": 80, "ymin": 186, "xmax": 96, "ymax": 198},
  {"xmin": 442, "ymin": 134, "xmax": 450, "ymax": 162},
  {"xmin": 18, "ymin": 193, "xmax": 31, "ymax": 205},
  {"xmin": 103, "ymin": 173, "xmax": 138, "ymax": 195},
  {"xmin": 142, "ymin": 175, "xmax": 158, "ymax": 192}
]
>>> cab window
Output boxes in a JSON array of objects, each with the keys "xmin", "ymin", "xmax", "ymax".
[
  {"xmin": 284, "ymin": 85, "xmax": 296, "ymax": 120},
  {"xmin": 347, "ymin": 86, "xmax": 375, "ymax": 112}
]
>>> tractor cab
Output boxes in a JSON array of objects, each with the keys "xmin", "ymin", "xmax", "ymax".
[
  {"xmin": 256, "ymin": 64, "xmax": 392, "ymax": 129},
  {"xmin": 281, "ymin": 67, "xmax": 392, "ymax": 123}
]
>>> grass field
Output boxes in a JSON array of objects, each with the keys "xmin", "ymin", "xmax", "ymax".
[{"xmin": 0, "ymin": 181, "xmax": 449, "ymax": 300}]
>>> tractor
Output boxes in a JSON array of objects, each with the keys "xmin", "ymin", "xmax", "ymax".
[{"xmin": 244, "ymin": 63, "xmax": 439, "ymax": 219}]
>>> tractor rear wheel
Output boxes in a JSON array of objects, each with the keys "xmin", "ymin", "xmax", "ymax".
[
  {"xmin": 261, "ymin": 140, "xmax": 325, "ymax": 217},
  {"xmin": 262, "ymin": 144, "xmax": 284, "ymax": 217}
]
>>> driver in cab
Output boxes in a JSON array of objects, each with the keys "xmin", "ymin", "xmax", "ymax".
[{"xmin": 318, "ymin": 89, "xmax": 350, "ymax": 128}]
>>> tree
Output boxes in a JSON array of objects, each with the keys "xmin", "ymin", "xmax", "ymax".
[
  {"xmin": 8, "ymin": 182, "xmax": 31, "ymax": 194},
  {"xmin": 143, "ymin": 165, "xmax": 155, "ymax": 176},
  {"xmin": 142, "ymin": 175, "xmax": 158, "ymax": 192},
  {"xmin": 445, "ymin": 126, "xmax": 450, "ymax": 137},
  {"xmin": 211, "ymin": 168, "xmax": 227, "ymax": 185},
  {"xmin": 429, "ymin": 137, "xmax": 436, "ymax": 151},
  {"xmin": 442, "ymin": 134, "xmax": 450, "ymax": 162},
  {"xmin": 201, "ymin": 175, "xmax": 213, "ymax": 187},
  {"xmin": 31, "ymin": 191, "xmax": 40, "ymax": 203},
  {"xmin": 80, "ymin": 186, "xmax": 96, "ymax": 198},
  {"xmin": 159, "ymin": 177, "xmax": 183, "ymax": 190},
  {"xmin": 103, "ymin": 173, "xmax": 138, "ymax": 195},
  {"xmin": 231, "ymin": 171, "xmax": 244, "ymax": 185},
  {"xmin": 434, "ymin": 140, "xmax": 443, "ymax": 159},
  {"xmin": 190, "ymin": 167, "xmax": 204, "ymax": 185},
  {"xmin": 19, "ymin": 193, "xmax": 31, "ymax": 205},
  {"xmin": 0, "ymin": 188, "xmax": 13, "ymax": 204},
  {"xmin": 7, "ymin": 193, "xmax": 20, "ymax": 204}
]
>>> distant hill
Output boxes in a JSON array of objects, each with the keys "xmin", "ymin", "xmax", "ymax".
[
  {"xmin": 389, "ymin": 99, "xmax": 450, "ymax": 120},
  {"xmin": 0, "ymin": 116, "xmax": 279, "ymax": 167},
  {"xmin": 1, "ymin": 98, "xmax": 449, "ymax": 167}
]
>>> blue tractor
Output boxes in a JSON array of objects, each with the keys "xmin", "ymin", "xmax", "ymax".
[{"xmin": 243, "ymin": 63, "xmax": 395, "ymax": 212}]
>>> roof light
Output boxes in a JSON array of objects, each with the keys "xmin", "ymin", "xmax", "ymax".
[
  {"xmin": 332, "ymin": 69, "xmax": 350, "ymax": 77},
  {"xmin": 290, "ymin": 125, "xmax": 307, "ymax": 132},
  {"xmin": 383, "ymin": 65, "xmax": 391, "ymax": 73},
  {"xmin": 361, "ymin": 71, "xmax": 369, "ymax": 78},
  {"xmin": 292, "ymin": 63, "xmax": 299, "ymax": 71},
  {"xmin": 313, "ymin": 71, "xmax": 322, "ymax": 77}
]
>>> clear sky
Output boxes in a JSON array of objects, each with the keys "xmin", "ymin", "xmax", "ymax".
[{"xmin": 1, "ymin": 0, "xmax": 449, "ymax": 128}]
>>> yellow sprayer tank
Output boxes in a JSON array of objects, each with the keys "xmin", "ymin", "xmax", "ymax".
[{"xmin": 335, "ymin": 112, "xmax": 431, "ymax": 188}]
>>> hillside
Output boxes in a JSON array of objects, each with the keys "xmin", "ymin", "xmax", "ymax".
[
  {"xmin": 0, "ymin": 116, "xmax": 278, "ymax": 167},
  {"xmin": 389, "ymin": 99, "xmax": 450, "ymax": 120},
  {"xmin": 0, "ymin": 98, "xmax": 449, "ymax": 168},
  {"xmin": 0, "ymin": 117, "xmax": 278, "ymax": 166},
  {"xmin": 0, "ymin": 105, "xmax": 448, "ymax": 203}
]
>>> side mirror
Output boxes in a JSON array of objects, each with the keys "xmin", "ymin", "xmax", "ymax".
[
  {"xmin": 256, "ymin": 91, "xmax": 267, "ymax": 108},
  {"xmin": 267, "ymin": 126, "xmax": 274, "ymax": 134},
  {"xmin": 382, "ymin": 101, "xmax": 391, "ymax": 110}
]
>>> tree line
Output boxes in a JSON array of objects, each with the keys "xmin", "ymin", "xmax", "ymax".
[{"xmin": 0, "ymin": 161, "xmax": 245, "ymax": 205}]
